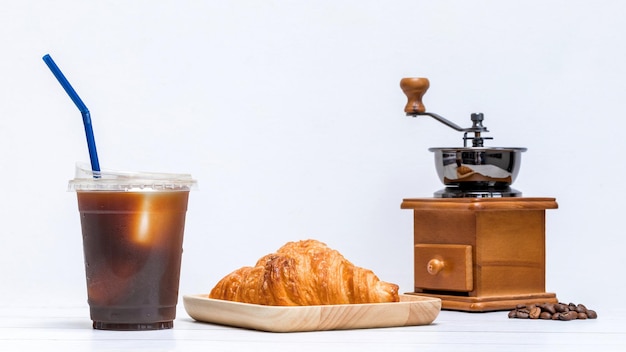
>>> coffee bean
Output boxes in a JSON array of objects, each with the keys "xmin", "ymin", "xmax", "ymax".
[
  {"xmin": 578, "ymin": 312, "xmax": 587, "ymax": 320},
  {"xmin": 539, "ymin": 312, "xmax": 552, "ymax": 320},
  {"xmin": 516, "ymin": 311, "xmax": 530, "ymax": 319},
  {"xmin": 554, "ymin": 303, "xmax": 568, "ymax": 313},
  {"xmin": 540, "ymin": 303, "xmax": 556, "ymax": 314},
  {"xmin": 508, "ymin": 310, "xmax": 518, "ymax": 318},
  {"xmin": 529, "ymin": 306, "xmax": 541, "ymax": 319},
  {"xmin": 587, "ymin": 310, "xmax": 598, "ymax": 319},
  {"xmin": 559, "ymin": 311, "xmax": 578, "ymax": 321}
]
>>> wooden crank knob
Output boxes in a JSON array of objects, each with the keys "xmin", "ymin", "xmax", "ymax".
[
  {"xmin": 427, "ymin": 258, "xmax": 444, "ymax": 275},
  {"xmin": 400, "ymin": 77, "xmax": 430, "ymax": 114}
]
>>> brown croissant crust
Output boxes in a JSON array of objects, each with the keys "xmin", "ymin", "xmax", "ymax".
[{"xmin": 209, "ymin": 239, "xmax": 399, "ymax": 306}]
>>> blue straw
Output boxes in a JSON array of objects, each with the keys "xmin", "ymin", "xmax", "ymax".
[{"xmin": 42, "ymin": 54, "xmax": 101, "ymax": 174}]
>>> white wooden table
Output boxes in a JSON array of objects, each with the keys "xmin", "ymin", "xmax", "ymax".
[{"xmin": 1, "ymin": 304, "xmax": 624, "ymax": 351}]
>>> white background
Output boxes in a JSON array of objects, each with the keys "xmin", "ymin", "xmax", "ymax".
[{"xmin": 1, "ymin": 0, "xmax": 624, "ymax": 313}]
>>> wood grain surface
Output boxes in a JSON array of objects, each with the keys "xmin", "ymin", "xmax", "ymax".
[{"xmin": 183, "ymin": 294, "xmax": 441, "ymax": 332}]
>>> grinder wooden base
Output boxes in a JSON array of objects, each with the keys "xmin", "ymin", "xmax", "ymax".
[
  {"xmin": 402, "ymin": 197, "xmax": 558, "ymax": 312},
  {"xmin": 405, "ymin": 292, "xmax": 557, "ymax": 312}
]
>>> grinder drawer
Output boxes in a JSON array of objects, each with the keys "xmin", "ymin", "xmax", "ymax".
[{"xmin": 414, "ymin": 244, "xmax": 473, "ymax": 292}]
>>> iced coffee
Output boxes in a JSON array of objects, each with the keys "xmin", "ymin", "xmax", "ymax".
[{"xmin": 70, "ymin": 164, "xmax": 196, "ymax": 330}]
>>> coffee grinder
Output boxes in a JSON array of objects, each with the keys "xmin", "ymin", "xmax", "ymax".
[{"xmin": 400, "ymin": 77, "xmax": 558, "ymax": 311}]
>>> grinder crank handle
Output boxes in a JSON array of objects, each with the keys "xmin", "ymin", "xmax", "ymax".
[
  {"xmin": 400, "ymin": 77, "xmax": 430, "ymax": 115},
  {"xmin": 399, "ymin": 77, "xmax": 478, "ymax": 134}
]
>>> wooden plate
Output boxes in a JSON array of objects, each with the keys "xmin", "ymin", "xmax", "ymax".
[{"xmin": 183, "ymin": 294, "xmax": 441, "ymax": 332}]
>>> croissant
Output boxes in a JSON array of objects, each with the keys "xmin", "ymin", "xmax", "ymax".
[{"xmin": 209, "ymin": 239, "xmax": 399, "ymax": 306}]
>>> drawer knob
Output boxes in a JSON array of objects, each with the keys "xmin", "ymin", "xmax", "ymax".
[{"xmin": 427, "ymin": 258, "xmax": 445, "ymax": 275}]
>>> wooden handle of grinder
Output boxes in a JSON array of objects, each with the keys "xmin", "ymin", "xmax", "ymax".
[{"xmin": 400, "ymin": 77, "xmax": 430, "ymax": 114}]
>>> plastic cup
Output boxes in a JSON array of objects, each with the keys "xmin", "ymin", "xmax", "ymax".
[{"xmin": 68, "ymin": 163, "xmax": 197, "ymax": 330}]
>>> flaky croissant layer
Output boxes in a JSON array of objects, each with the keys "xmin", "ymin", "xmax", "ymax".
[{"xmin": 209, "ymin": 239, "xmax": 399, "ymax": 306}]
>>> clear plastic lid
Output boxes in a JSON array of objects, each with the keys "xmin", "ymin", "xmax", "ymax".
[{"xmin": 68, "ymin": 163, "xmax": 197, "ymax": 192}]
